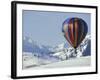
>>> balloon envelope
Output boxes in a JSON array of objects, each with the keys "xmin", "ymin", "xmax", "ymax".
[{"xmin": 62, "ymin": 17, "xmax": 88, "ymax": 48}]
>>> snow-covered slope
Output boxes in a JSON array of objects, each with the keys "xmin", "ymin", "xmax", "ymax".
[
  {"xmin": 26, "ymin": 56, "xmax": 91, "ymax": 69},
  {"xmin": 23, "ymin": 52, "xmax": 56, "ymax": 69}
]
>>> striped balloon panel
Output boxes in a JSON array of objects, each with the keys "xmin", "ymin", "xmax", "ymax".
[{"xmin": 62, "ymin": 18, "xmax": 88, "ymax": 48}]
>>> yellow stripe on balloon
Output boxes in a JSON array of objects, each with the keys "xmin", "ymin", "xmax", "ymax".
[{"xmin": 74, "ymin": 18, "xmax": 78, "ymax": 48}]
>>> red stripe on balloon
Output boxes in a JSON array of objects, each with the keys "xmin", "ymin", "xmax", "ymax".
[
  {"xmin": 68, "ymin": 22, "xmax": 74, "ymax": 47},
  {"xmin": 70, "ymin": 20, "xmax": 74, "ymax": 45},
  {"xmin": 65, "ymin": 32, "xmax": 73, "ymax": 47}
]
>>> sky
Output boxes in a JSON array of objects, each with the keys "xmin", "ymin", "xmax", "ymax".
[{"xmin": 22, "ymin": 10, "xmax": 91, "ymax": 47}]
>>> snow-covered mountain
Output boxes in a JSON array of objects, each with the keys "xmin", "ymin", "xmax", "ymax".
[
  {"xmin": 23, "ymin": 36, "xmax": 60, "ymax": 69},
  {"xmin": 23, "ymin": 36, "xmax": 52, "ymax": 56},
  {"xmin": 23, "ymin": 35, "xmax": 91, "ymax": 68},
  {"xmin": 51, "ymin": 35, "xmax": 91, "ymax": 60}
]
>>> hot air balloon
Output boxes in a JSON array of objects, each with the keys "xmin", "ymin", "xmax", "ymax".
[{"xmin": 62, "ymin": 17, "xmax": 88, "ymax": 55}]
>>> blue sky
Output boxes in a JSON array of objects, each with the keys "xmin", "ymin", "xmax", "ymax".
[{"xmin": 23, "ymin": 10, "xmax": 91, "ymax": 47}]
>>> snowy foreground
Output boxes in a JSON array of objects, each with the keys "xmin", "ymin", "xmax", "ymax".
[{"xmin": 23, "ymin": 56, "xmax": 91, "ymax": 69}]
